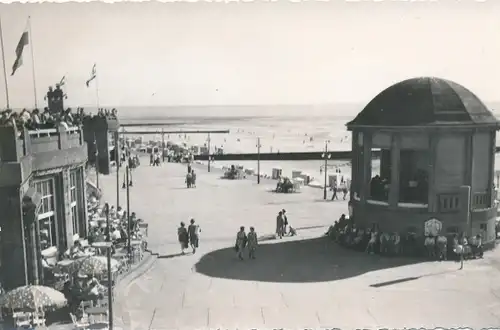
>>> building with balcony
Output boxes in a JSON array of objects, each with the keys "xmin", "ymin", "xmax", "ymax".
[
  {"xmin": 82, "ymin": 116, "xmax": 120, "ymax": 175},
  {"xmin": 0, "ymin": 124, "xmax": 88, "ymax": 290},
  {"xmin": 347, "ymin": 77, "xmax": 500, "ymax": 243}
]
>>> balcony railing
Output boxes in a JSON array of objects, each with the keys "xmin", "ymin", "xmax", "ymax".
[
  {"xmin": 0, "ymin": 125, "xmax": 84, "ymax": 162},
  {"xmin": 472, "ymin": 191, "xmax": 490, "ymax": 209},
  {"xmin": 438, "ymin": 193, "xmax": 461, "ymax": 213}
]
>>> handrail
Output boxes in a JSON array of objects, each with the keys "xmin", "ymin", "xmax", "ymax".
[
  {"xmin": 28, "ymin": 126, "xmax": 80, "ymax": 138},
  {"xmin": 28, "ymin": 128, "xmax": 57, "ymax": 137}
]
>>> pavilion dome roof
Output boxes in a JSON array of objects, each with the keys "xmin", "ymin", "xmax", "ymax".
[{"xmin": 346, "ymin": 77, "xmax": 499, "ymax": 129}]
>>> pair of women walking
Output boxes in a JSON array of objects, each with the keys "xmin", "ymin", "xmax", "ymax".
[
  {"xmin": 178, "ymin": 219, "xmax": 201, "ymax": 254},
  {"xmin": 235, "ymin": 226, "xmax": 258, "ymax": 260}
]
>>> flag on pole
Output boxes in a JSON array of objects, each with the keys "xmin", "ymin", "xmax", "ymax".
[
  {"xmin": 11, "ymin": 30, "xmax": 29, "ymax": 76},
  {"xmin": 59, "ymin": 75, "xmax": 66, "ymax": 86},
  {"xmin": 86, "ymin": 64, "xmax": 96, "ymax": 87}
]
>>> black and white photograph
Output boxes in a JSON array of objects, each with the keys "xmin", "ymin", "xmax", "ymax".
[{"xmin": 0, "ymin": 0, "xmax": 499, "ymax": 329}]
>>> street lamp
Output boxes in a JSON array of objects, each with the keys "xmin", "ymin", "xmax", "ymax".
[
  {"xmin": 322, "ymin": 140, "xmax": 331, "ymax": 200},
  {"xmin": 103, "ymin": 204, "xmax": 114, "ymax": 329},
  {"xmin": 208, "ymin": 156, "xmax": 214, "ymax": 172},
  {"xmin": 115, "ymin": 131, "xmax": 120, "ymax": 209},
  {"xmin": 256, "ymin": 137, "xmax": 261, "ymax": 184},
  {"xmin": 207, "ymin": 133, "xmax": 212, "ymax": 172}
]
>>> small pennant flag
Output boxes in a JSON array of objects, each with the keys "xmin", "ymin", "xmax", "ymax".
[
  {"xmin": 59, "ymin": 75, "xmax": 66, "ymax": 87},
  {"xmin": 11, "ymin": 31, "xmax": 29, "ymax": 76},
  {"xmin": 86, "ymin": 64, "xmax": 96, "ymax": 87}
]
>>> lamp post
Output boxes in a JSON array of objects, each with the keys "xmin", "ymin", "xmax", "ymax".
[
  {"xmin": 103, "ymin": 203, "xmax": 114, "ymax": 330},
  {"xmin": 94, "ymin": 133, "xmax": 99, "ymax": 190},
  {"xmin": 161, "ymin": 128, "xmax": 165, "ymax": 163},
  {"xmin": 126, "ymin": 166, "xmax": 131, "ymax": 259},
  {"xmin": 115, "ymin": 132, "xmax": 120, "ymax": 209},
  {"xmin": 207, "ymin": 133, "xmax": 211, "ymax": 172},
  {"xmin": 256, "ymin": 137, "xmax": 261, "ymax": 184},
  {"xmin": 322, "ymin": 141, "xmax": 331, "ymax": 200}
]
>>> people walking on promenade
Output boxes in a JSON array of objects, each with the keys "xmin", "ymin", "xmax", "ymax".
[
  {"xmin": 331, "ymin": 181, "xmax": 338, "ymax": 200},
  {"xmin": 188, "ymin": 219, "xmax": 201, "ymax": 254},
  {"xmin": 178, "ymin": 222, "xmax": 189, "ymax": 255},
  {"xmin": 339, "ymin": 179, "xmax": 348, "ymax": 200},
  {"xmin": 191, "ymin": 170, "xmax": 197, "ymax": 188},
  {"xmin": 282, "ymin": 209, "xmax": 288, "ymax": 235},
  {"xmin": 276, "ymin": 211, "xmax": 284, "ymax": 239},
  {"xmin": 235, "ymin": 226, "xmax": 247, "ymax": 260},
  {"xmin": 247, "ymin": 227, "xmax": 258, "ymax": 259}
]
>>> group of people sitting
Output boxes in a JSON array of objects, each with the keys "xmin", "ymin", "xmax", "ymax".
[
  {"xmin": 276, "ymin": 177, "xmax": 293, "ymax": 193},
  {"xmin": 65, "ymin": 274, "xmax": 106, "ymax": 317},
  {"xmin": 223, "ymin": 164, "xmax": 244, "ymax": 180},
  {"xmin": 0, "ymin": 107, "xmax": 118, "ymax": 135},
  {"xmin": 326, "ymin": 214, "xmax": 484, "ymax": 261},
  {"xmin": 0, "ymin": 107, "xmax": 86, "ymax": 132},
  {"xmin": 87, "ymin": 204, "xmax": 144, "ymax": 249}
]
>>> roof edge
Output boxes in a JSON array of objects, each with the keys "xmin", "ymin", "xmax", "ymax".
[{"xmin": 346, "ymin": 122, "xmax": 500, "ymax": 131}]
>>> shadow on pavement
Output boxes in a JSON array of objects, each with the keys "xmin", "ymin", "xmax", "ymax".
[
  {"xmin": 158, "ymin": 252, "xmax": 191, "ymax": 259},
  {"xmin": 369, "ymin": 269, "xmax": 459, "ymax": 288},
  {"xmin": 194, "ymin": 236, "xmax": 424, "ymax": 283},
  {"xmin": 369, "ymin": 276, "xmax": 420, "ymax": 288}
]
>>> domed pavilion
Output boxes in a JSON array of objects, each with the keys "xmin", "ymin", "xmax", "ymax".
[{"xmin": 346, "ymin": 77, "xmax": 500, "ymax": 242}]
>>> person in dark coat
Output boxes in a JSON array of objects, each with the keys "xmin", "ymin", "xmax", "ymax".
[
  {"xmin": 188, "ymin": 219, "xmax": 201, "ymax": 254},
  {"xmin": 177, "ymin": 222, "xmax": 189, "ymax": 254},
  {"xmin": 282, "ymin": 209, "xmax": 288, "ymax": 235},
  {"xmin": 276, "ymin": 211, "xmax": 284, "ymax": 239}
]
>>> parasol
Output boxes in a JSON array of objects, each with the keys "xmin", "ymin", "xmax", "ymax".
[
  {"xmin": 0, "ymin": 285, "xmax": 67, "ymax": 310},
  {"xmin": 424, "ymin": 218, "xmax": 443, "ymax": 237},
  {"xmin": 78, "ymin": 256, "xmax": 119, "ymax": 276},
  {"xmin": 55, "ymin": 257, "xmax": 86, "ymax": 274}
]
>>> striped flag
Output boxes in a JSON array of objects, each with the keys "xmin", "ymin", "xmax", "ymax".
[
  {"xmin": 59, "ymin": 75, "xmax": 66, "ymax": 86},
  {"xmin": 86, "ymin": 64, "xmax": 96, "ymax": 87},
  {"xmin": 11, "ymin": 30, "xmax": 29, "ymax": 76}
]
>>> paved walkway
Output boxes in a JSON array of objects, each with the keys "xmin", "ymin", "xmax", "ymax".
[{"xmin": 98, "ymin": 161, "xmax": 500, "ymax": 330}]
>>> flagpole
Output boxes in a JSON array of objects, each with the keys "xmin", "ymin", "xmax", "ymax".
[
  {"xmin": 27, "ymin": 16, "xmax": 38, "ymax": 108},
  {"xmin": 95, "ymin": 64, "xmax": 100, "ymax": 111},
  {"xmin": 0, "ymin": 16, "xmax": 10, "ymax": 108}
]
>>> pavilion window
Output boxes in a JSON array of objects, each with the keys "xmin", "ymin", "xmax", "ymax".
[
  {"xmin": 35, "ymin": 179, "xmax": 57, "ymax": 250},
  {"xmin": 369, "ymin": 148, "xmax": 391, "ymax": 202},
  {"xmin": 398, "ymin": 150, "xmax": 429, "ymax": 204}
]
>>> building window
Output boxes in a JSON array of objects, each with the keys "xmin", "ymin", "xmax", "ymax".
[
  {"xmin": 398, "ymin": 150, "xmax": 429, "ymax": 204},
  {"xmin": 35, "ymin": 179, "xmax": 57, "ymax": 250},
  {"xmin": 70, "ymin": 170, "xmax": 80, "ymax": 237}
]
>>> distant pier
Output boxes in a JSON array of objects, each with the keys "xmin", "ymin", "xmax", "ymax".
[{"xmin": 194, "ymin": 150, "xmax": 381, "ymax": 161}]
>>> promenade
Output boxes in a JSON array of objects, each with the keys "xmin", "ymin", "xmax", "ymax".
[{"xmin": 98, "ymin": 161, "xmax": 500, "ymax": 330}]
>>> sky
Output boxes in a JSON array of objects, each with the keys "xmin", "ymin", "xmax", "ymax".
[{"xmin": 0, "ymin": 1, "xmax": 499, "ymax": 108}]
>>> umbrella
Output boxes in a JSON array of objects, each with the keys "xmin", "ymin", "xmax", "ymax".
[
  {"xmin": 424, "ymin": 218, "xmax": 443, "ymax": 237},
  {"xmin": 78, "ymin": 256, "xmax": 119, "ymax": 276},
  {"xmin": 0, "ymin": 285, "xmax": 67, "ymax": 310},
  {"xmin": 55, "ymin": 257, "xmax": 86, "ymax": 274}
]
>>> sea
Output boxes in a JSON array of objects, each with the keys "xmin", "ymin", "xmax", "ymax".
[{"xmin": 116, "ymin": 103, "xmax": 500, "ymax": 184}]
